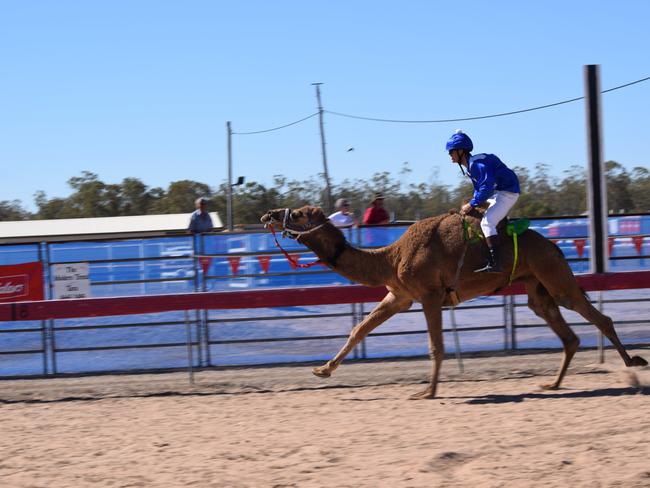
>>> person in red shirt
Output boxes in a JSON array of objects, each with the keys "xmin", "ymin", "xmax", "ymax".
[{"xmin": 362, "ymin": 192, "xmax": 390, "ymax": 225}]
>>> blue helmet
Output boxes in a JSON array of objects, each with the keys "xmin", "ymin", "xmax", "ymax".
[{"xmin": 445, "ymin": 130, "xmax": 473, "ymax": 152}]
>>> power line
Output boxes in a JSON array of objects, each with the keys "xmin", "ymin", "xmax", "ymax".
[
  {"xmin": 601, "ymin": 75, "xmax": 650, "ymax": 93},
  {"xmin": 325, "ymin": 75, "xmax": 650, "ymax": 124},
  {"xmin": 232, "ymin": 112, "xmax": 319, "ymax": 135}
]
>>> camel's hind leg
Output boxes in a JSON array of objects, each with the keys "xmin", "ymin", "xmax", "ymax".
[
  {"xmin": 312, "ymin": 291, "xmax": 412, "ymax": 378},
  {"xmin": 525, "ymin": 279, "xmax": 580, "ymax": 390},
  {"xmin": 564, "ymin": 288, "xmax": 648, "ymax": 368},
  {"xmin": 529, "ymin": 250, "xmax": 647, "ymax": 370}
]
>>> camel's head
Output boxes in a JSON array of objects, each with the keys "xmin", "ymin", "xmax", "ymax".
[{"xmin": 260, "ymin": 206, "xmax": 328, "ymax": 238}]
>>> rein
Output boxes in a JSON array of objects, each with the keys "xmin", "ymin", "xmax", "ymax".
[
  {"xmin": 265, "ymin": 208, "xmax": 349, "ymax": 269},
  {"xmin": 268, "ymin": 224, "xmax": 324, "ymax": 269}
]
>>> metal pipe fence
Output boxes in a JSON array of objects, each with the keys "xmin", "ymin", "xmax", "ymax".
[
  {"xmin": 1, "ymin": 216, "xmax": 650, "ymax": 378},
  {"xmin": 0, "ymin": 289, "xmax": 648, "ymax": 378}
]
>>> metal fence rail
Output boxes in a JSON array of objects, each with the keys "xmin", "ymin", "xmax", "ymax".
[
  {"xmin": 0, "ymin": 280, "xmax": 648, "ymax": 378},
  {"xmin": 1, "ymin": 215, "xmax": 650, "ymax": 378}
]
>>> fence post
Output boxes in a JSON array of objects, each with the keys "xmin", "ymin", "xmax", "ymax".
[
  {"xmin": 449, "ymin": 307, "xmax": 464, "ymax": 373},
  {"xmin": 359, "ymin": 302, "xmax": 367, "ymax": 359},
  {"xmin": 597, "ymin": 291, "xmax": 605, "ymax": 363},
  {"xmin": 184, "ymin": 310, "xmax": 195, "ymax": 385},
  {"xmin": 502, "ymin": 295, "xmax": 509, "ymax": 351},
  {"xmin": 44, "ymin": 242, "xmax": 58, "ymax": 374},
  {"xmin": 509, "ymin": 295, "xmax": 517, "ymax": 351},
  {"xmin": 200, "ymin": 233, "xmax": 212, "ymax": 367},
  {"xmin": 38, "ymin": 242, "xmax": 48, "ymax": 375},
  {"xmin": 351, "ymin": 303, "xmax": 358, "ymax": 359},
  {"xmin": 190, "ymin": 235, "xmax": 203, "ymax": 367}
]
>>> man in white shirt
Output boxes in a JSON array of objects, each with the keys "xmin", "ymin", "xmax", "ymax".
[{"xmin": 328, "ymin": 198, "xmax": 358, "ymax": 228}]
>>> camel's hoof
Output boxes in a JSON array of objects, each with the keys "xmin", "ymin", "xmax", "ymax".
[
  {"xmin": 628, "ymin": 356, "xmax": 648, "ymax": 367},
  {"xmin": 312, "ymin": 366, "xmax": 331, "ymax": 378},
  {"xmin": 409, "ymin": 389, "xmax": 437, "ymax": 400},
  {"xmin": 540, "ymin": 382, "xmax": 560, "ymax": 391}
]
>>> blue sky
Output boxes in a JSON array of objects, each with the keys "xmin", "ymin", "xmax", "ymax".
[{"xmin": 1, "ymin": 1, "xmax": 649, "ymax": 211}]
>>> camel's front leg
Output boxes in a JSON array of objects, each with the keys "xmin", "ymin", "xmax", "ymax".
[
  {"xmin": 312, "ymin": 292, "xmax": 411, "ymax": 378},
  {"xmin": 410, "ymin": 291, "xmax": 445, "ymax": 400}
]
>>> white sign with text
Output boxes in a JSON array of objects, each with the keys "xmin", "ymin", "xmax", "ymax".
[{"xmin": 52, "ymin": 263, "xmax": 91, "ymax": 299}]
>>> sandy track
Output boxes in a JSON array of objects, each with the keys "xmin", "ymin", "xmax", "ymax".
[{"xmin": 1, "ymin": 348, "xmax": 649, "ymax": 488}]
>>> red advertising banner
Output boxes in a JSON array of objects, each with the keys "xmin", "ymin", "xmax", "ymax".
[{"xmin": 0, "ymin": 262, "xmax": 44, "ymax": 303}]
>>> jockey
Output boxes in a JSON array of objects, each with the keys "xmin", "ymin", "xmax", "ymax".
[{"xmin": 446, "ymin": 130, "xmax": 521, "ymax": 273}]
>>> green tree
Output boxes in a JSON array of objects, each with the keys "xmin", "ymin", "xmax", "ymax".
[
  {"xmin": 0, "ymin": 200, "xmax": 30, "ymax": 221},
  {"xmin": 65, "ymin": 171, "xmax": 112, "ymax": 217},
  {"xmin": 150, "ymin": 180, "xmax": 213, "ymax": 214},
  {"xmin": 605, "ymin": 160, "xmax": 634, "ymax": 213},
  {"xmin": 34, "ymin": 191, "xmax": 67, "ymax": 219},
  {"xmin": 24, "ymin": 160, "xmax": 650, "ymax": 225},
  {"xmin": 629, "ymin": 166, "xmax": 650, "ymax": 212},
  {"xmin": 510, "ymin": 164, "xmax": 556, "ymax": 217},
  {"xmin": 232, "ymin": 181, "xmax": 281, "ymax": 225},
  {"xmin": 554, "ymin": 165, "xmax": 586, "ymax": 215},
  {"xmin": 120, "ymin": 178, "xmax": 153, "ymax": 215}
]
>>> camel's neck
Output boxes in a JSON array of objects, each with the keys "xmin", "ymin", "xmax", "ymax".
[{"xmin": 299, "ymin": 225, "xmax": 395, "ymax": 287}]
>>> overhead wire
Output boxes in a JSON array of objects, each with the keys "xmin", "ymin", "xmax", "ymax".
[
  {"xmin": 232, "ymin": 112, "xmax": 319, "ymax": 135},
  {"xmin": 228, "ymin": 75, "xmax": 649, "ymax": 133},
  {"xmin": 324, "ymin": 75, "xmax": 650, "ymax": 124}
]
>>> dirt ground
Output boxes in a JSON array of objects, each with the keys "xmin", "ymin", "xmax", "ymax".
[{"xmin": 1, "ymin": 348, "xmax": 649, "ymax": 488}]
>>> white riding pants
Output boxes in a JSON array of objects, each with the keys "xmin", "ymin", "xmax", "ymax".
[{"xmin": 480, "ymin": 190, "xmax": 520, "ymax": 237}]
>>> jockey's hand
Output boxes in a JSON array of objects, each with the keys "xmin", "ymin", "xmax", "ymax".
[{"xmin": 460, "ymin": 203, "xmax": 473, "ymax": 215}]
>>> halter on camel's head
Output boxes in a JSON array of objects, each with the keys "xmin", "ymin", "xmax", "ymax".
[
  {"xmin": 261, "ymin": 206, "xmax": 348, "ymax": 269},
  {"xmin": 260, "ymin": 206, "xmax": 328, "ymax": 240}
]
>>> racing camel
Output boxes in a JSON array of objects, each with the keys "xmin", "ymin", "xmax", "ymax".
[{"xmin": 261, "ymin": 206, "xmax": 647, "ymax": 399}]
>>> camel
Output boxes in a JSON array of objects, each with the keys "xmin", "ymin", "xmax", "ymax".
[{"xmin": 260, "ymin": 206, "xmax": 647, "ymax": 399}]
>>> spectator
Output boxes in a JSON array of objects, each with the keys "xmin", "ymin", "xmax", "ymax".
[
  {"xmin": 328, "ymin": 198, "xmax": 358, "ymax": 228},
  {"xmin": 362, "ymin": 192, "xmax": 390, "ymax": 225},
  {"xmin": 188, "ymin": 197, "xmax": 214, "ymax": 234}
]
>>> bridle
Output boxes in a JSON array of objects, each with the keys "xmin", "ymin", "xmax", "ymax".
[
  {"xmin": 264, "ymin": 208, "xmax": 328, "ymax": 269},
  {"xmin": 270, "ymin": 208, "xmax": 328, "ymax": 239}
]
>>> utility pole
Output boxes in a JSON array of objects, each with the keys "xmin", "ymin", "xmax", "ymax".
[
  {"xmin": 584, "ymin": 65, "xmax": 608, "ymax": 274},
  {"xmin": 226, "ymin": 121, "xmax": 234, "ymax": 231},
  {"xmin": 312, "ymin": 83, "xmax": 333, "ymax": 213}
]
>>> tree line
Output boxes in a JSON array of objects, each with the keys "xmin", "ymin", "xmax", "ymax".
[{"xmin": 1, "ymin": 161, "xmax": 649, "ymax": 224}]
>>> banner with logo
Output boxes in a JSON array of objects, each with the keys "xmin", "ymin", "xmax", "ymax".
[{"xmin": 0, "ymin": 262, "xmax": 44, "ymax": 303}]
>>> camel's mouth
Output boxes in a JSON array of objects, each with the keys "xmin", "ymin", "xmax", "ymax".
[{"xmin": 260, "ymin": 208, "xmax": 288, "ymax": 229}]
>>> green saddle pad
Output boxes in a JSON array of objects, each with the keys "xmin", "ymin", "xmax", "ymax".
[{"xmin": 506, "ymin": 219, "xmax": 530, "ymax": 236}]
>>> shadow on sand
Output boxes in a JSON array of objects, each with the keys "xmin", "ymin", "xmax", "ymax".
[{"xmin": 450, "ymin": 386, "xmax": 649, "ymax": 404}]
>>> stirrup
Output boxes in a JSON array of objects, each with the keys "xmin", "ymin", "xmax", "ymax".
[{"xmin": 474, "ymin": 261, "xmax": 502, "ymax": 273}]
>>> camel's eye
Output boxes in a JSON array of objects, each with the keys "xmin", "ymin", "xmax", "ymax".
[{"xmin": 291, "ymin": 210, "xmax": 302, "ymax": 220}]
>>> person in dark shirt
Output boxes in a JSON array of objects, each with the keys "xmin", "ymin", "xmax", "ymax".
[
  {"xmin": 188, "ymin": 197, "xmax": 214, "ymax": 234},
  {"xmin": 362, "ymin": 192, "xmax": 390, "ymax": 225},
  {"xmin": 446, "ymin": 130, "xmax": 520, "ymax": 273}
]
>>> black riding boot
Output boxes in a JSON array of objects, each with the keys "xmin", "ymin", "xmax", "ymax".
[{"xmin": 475, "ymin": 236, "xmax": 502, "ymax": 273}]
